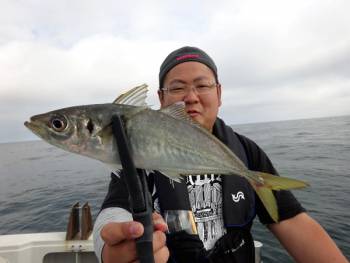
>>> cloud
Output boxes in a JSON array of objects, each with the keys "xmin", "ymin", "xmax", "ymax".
[
  {"xmin": 0, "ymin": 37, "xmax": 172, "ymax": 101},
  {"xmin": 1, "ymin": 0, "xmax": 350, "ymax": 142},
  {"xmin": 0, "ymin": 37, "xmax": 179, "ymax": 142}
]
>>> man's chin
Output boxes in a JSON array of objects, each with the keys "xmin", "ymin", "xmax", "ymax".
[
  {"xmin": 189, "ymin": 114, "xmax": 201, "ymax": 123},
  {"xmin": 190, "ymin": 116, "xmax": 211, "ymax": 131}
]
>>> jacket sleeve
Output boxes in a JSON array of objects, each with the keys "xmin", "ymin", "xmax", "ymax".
[
  {"xmin": 92, "ymin": 171, "xmax": 133, "ymax": 262},
  {"xmin": 94, "ymin": 170, "xmax": 157, "ymax": 262},
  {"xmin": 236, "ymin": 133, "xmax": 306, "ymax": 224},
  {"xmin": 93, "ymin": 207, "xmax": 133, "ymax": 263},
  {"xmin": 100, "ymin": 171, "xmax": 132, "ymax": 212}
]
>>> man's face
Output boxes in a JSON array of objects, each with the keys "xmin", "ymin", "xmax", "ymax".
[{"xmin": 158, "ymin": 61, "xmax": 222, "ymax": 132}]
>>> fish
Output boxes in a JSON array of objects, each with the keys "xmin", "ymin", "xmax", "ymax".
[{"xmin": 24, "ymin": 84, "xmax": 308, "ymax": 222}]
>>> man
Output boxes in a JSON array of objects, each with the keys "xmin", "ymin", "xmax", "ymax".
[{"xmin": 93, "ymin": 46, "xmax": 347, "ymax": 263}]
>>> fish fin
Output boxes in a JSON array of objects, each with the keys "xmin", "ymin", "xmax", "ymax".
[
  {"xmin": 113, "ymin": 84, "xmax": 149, "ymax": 106},
  {"xmin": 252, "ymin": 171, "xmax": 309, "ymax": 190},
  {"xmin": 248, "ymin": 171, "xmax": 309, "ymax": 222},
  {"xmin": 159, "ymin": 170, "xmax": 183, "ymax": 183},
  {"xmin": 106, "ymin": 164, "xmax": 122, "ymax": 174},
  {"xmin": 250, "ymin": 182, "xmax": 279, "ymax": 222},
  {"xmin": 94, "ymin": 105, "xmax": 147, "ymax": 140},
  {"xmin": 159, "ymin": 102, "xmax": 201, "ymax": 128},
  {"xmin": 94, "ymin": 122, "xmax": 114, "ymax": 145}
]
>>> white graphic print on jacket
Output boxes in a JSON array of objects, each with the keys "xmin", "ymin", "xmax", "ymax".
[{"xmin": 186, "ymin": 174, "xmax": 226, "ymax": 250}]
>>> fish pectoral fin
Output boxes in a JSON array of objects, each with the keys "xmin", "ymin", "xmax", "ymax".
[
  {"xmin": 159, "ymin": 170, "xmax": 183, "ymax": 183},
  {"xmin": 113, "ymin": 84, "xmax": 149, "ymax": 107},
  {"xmin": 94, "ymin": 122, "xmax": 113, "ymax": 145}
]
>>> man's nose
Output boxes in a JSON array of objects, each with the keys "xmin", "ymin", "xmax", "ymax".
[{"xmin": 183, "ymin": 87, "xmax": 199, "ymax": 103}]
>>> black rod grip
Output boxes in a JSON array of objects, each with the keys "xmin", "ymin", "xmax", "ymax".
[
  {"xmin": 111, "ymin": 115, "xmax": 154, "ymax": 263},
  {"xmin": 111, "ymin": 115, "xmax": 145, "ymax": 212},
  {"xmin": 134, "ymin": 208, "xmax": 154, "ymax": 263}
]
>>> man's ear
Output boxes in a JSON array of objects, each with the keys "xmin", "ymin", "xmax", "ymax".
[
  {"xmin": 217, "ymin": 83, "xmax": 222, "ymax": 107},
  {"xmin": 158, "ymin": 89, "xmax": 165, "ymax": 107}
]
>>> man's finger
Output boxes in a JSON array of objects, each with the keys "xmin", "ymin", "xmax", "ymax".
[
  {"xmin": 152, "ymin": 231, "xmax": 167, "ymax": 252},
  {"xmin": 153, "ymin": 223, "xmax": 169, "ymax": 263},
  {"xmin": 103, "ymin": 240, "xmax": 138, "ymax": 263},
  {"xmin": 154, "ymin": 246, "xmax": 170, "ymax": 263},
  {"xmin": 152, "ymin": 212, "xmax": 168, "ymax": 232},
  {"xmin": 101, "ymin": 221, "xmax": 144, "ymax": 245}
]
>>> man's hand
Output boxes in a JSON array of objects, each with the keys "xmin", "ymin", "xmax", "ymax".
[{"xmin": 101, "ymin": 212, "xmax": 169, "ymax": 263}]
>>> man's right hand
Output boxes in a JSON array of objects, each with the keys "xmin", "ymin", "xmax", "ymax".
[{"xmin": 100, "ymin": 212, "xmax": 169, "ymax": 263}]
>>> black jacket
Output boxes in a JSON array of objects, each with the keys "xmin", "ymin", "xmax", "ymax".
[{"xmin": 100, "ymin": 117, "xmax": 305, "ymax": 263}]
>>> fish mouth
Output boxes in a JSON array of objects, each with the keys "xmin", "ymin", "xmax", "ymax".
[{"xmin": 24, "ymin": 118, "xmax": 43, "ymax": 137}]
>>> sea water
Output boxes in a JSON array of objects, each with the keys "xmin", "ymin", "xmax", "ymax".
[{"xmin": 0, "ymin": 115, "xmax": 349, "ymax": 262}]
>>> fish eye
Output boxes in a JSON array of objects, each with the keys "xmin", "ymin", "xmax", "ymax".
[{"xmin": 50, "ymin": 116, "xmax": 67, "ymax": 132}]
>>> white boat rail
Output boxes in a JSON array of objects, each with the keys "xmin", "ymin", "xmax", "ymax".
[
  {"xmin": 0, "ymin": 232, "xmax": 263, "ymax": 263},
  {"xmin": 0, "ymin": 232, "xmax": 96, "ymax": 263}
]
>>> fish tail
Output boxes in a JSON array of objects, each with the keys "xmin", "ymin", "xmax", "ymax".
[
  {"xmin": 250, "ymin": 181, "xmax": 279, "ymax": 222},
  {"xmin": 247, "ymin": 171, "xmax": 309, "ymax": 222},
  {"xmin": 251, "ymin": 171, "xmax": 309, "ymax": 190}
]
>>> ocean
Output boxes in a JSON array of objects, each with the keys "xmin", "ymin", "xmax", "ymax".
[{"xmin": 0, "ymin": 115, "xmax": 349, "ymax": 262}]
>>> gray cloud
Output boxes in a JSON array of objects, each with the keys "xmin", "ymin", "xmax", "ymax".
[{"xmin": 1, "ymin": 0, "xmax": 350, "ymax": 142}]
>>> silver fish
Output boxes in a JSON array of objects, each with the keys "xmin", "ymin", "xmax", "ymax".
[{"xmin": 24, "ymin": 84, "xmax": 308, "ymax": 222}]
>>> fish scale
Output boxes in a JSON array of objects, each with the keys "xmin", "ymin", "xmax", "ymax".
[{"xmin": 128, "ymin": 109, "xmax": 238, "ymax": 175}]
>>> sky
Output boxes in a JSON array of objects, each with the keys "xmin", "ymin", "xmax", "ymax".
[{"xmin": 1, "ymin": 0, "xmax": 349, "ymax": 143}]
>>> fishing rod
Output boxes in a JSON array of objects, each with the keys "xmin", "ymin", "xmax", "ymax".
[{"xmin": 111, "ymin": 115, "xmax": 154, "ymax": 263}]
